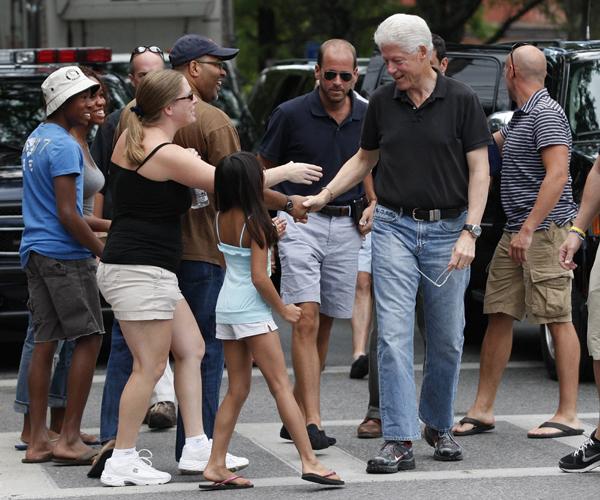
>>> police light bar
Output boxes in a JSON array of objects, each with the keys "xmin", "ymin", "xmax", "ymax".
[{"xmin": 0, "ymin": 47, "xmax": 112, "ymax": 65}]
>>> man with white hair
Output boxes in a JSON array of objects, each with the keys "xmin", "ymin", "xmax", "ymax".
[{"xmin": 305, "ymin": 14, "xmax": 491, "ymax": 471}]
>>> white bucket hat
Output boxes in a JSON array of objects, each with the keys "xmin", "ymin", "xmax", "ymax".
[{"xmin": 41, "ymin": 66, "xmax": 100, "ymax": 117}]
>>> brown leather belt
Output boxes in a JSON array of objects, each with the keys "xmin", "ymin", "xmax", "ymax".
[
  {"xmin": 379, "ymin": 202, "xmax": 467, "ymax": 221},
  {"xmin": 318, "ymin": 205, "xmax": 351, "ymax": 217}
]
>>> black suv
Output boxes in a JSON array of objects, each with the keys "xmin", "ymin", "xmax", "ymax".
[
  {"xmin": 0, "ymin": 47, "xmax": 134, "ymax": 341},
  {"xmin": 247, "ymin": 41, "xmax": 600, "ymax": 380}
]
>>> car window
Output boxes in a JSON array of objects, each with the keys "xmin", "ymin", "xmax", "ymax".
[
  {"xmin": 377, "ymin": 55, "xmax": 509, "ymax": 116},
  {"xmin": 567, "ymin": 59, "xmax": 600, "ymax": 141}
]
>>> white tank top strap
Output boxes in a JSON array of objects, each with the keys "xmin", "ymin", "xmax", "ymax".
[
  {"xmin": 215, "ymin": 211, "xmax": 222, "ymax": 244},
  {"xmin": 239, "ymin": 214, "xmax": 253, "ymax": 247}
]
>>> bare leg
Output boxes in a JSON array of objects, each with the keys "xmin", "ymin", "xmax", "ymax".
[
  {"xmin": 25, "ymin": 341, "xmax": 57, "ymax": 462},
  {"xmin": 453, "ymin": 312, "xmax": 514, "ymax": 434},
  {"xmin": 202, "ymin": 339, "xmax": 252, "ymax": 487},
  {"xmin": 350, "ymin": 271, "xmax": 372, "ymax": 361},
  {"xmin": 249, "ymin": 331, "xmax": 341, "ymax": 481},
  {"xmin": 170, "ymin": 299, "xmax": 205, "ymax": 438},
  {"xmin": 115, "ymin": 319, "xmax": 172, "ymax": 450},
  {"xmin": 53, "ymin": 333, "xmax": 102, "ymax": 460},
  {"xmin": 595, "ymin": 360, "xmax": 600, "ymax": 432},
  {"xmin": 527, "ymin": 321, "xmax": 581, "ymax": 436}
]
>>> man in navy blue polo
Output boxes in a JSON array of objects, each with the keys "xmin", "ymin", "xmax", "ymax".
[{"xmin": 258, "ymin": 39, "xmax": 374, "ymax": 450}]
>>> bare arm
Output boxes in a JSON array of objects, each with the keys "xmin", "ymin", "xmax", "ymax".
[
  {"xmin": 493, "ymin": 131, "xmax": 505, "ymax": 155},
  {"xmin": 250, "ymin": 238, "xmax": 301, "ymax": 323},
  {"xmin": 84, "ymin": 214, "xmax": 111, "ymax": 233},
  {"xmin": 93, "ymin": 193, "xmax": 104, "ymax": 219},
  {"xmin": 303, "ymin": 148, "xmax": 380, "ymax": 212},
  {"xmin": 448, "ymin": 146, "xmax": 490, "ymax": 270},
  {"xmin": 509, "ymin": 144, "xmax": 569, "ymax": 265},
  {"xmin": 559, "ymin": 155, "xmax": 600, "ymax": 270},
  {"xmin": 54, "ymin": 175, "xmax": 104, "ymax": 257}
]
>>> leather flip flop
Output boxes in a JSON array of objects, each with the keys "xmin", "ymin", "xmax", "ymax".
[
  {"xmin": 527, "ymin": 421, "xmax": 585, "ymax": 439},
  {"xmin": 52, "ymin": 449, "xmax": 99, "ymax": 466},
  {"xmin": 22, "ymin": 453, "xmax": 54, "ymax": 464},
  {"xmin": 199, "ymin": 475, "xmax": 254, "ymax": 490},
  {"xmin": 453, "ymin": 417, "xmax": 495, "ymax": 436},
  {"xmin": 301, "ymin": 471, "xmax": 345, "ymax": 486}
]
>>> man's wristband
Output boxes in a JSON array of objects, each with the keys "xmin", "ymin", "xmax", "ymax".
[
  {"xmin": 569, "ymin": 228, "xmax": 586, "ymax": 241},
  {"xmin": 367, "ymin": 197, "xmax": 377, "ymax": 206}
]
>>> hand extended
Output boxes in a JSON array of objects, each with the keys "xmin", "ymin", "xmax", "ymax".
[
  {"xmin": 558, "ymin": 232, "xmax": 583, "ymax": 270},
  {"xmin": 285, "ymin": 161, "xmax": 323, "ymax": 185},
  {"xmin": 302, "ymin": 191, "xmax": 329, "ymax": 214},
  {"xmin": 448, "ymin": 232, "xmax": 476, "ymax": 271},
  {"xmin": 508, "ymin": 229, "xmax": 533, "ymax": 266},
  {"xmin": 358, "ymin": 203, "xmax": 375, "ymax": 236},
  {"xmin": 272, "ymin": 217, "xmax": 287, "ymax": 237},
  {"xmin": 281, "ymin": 303, "xmax": 302, "ymax": 323},
  {"xmin": 290, "ymin": 195, "xmax": 309, "ymax": 223}
]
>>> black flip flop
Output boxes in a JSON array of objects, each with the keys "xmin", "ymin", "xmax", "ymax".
[
  {"xmin": 527, "ymin": 421, "xmax": 584, "ymax": 439},
  {"xmin": 301, "ymin": 471, "xmax": 345, "ymax": 486},
  {"xmin": 454, "ymin": 417, "xmax": 495, "ymax": 436},
  {"xmin": 199, "ymin": 475, "xmax": 254, "ymax": 490},
  {"xmin": 87, "ymin": 445, "xmax": 114, "ymax": 478}
]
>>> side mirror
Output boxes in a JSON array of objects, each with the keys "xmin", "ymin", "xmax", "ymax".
[{"xmin": 488, "ymin": 110, "xmax": 514, "ymax": 133}]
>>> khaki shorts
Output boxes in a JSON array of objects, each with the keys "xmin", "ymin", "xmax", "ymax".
[
  {"xmin": 587, "ymin": 255, "xmax": 600, "ymax": 359},
  {"xmin": 97, "ymin": 262, "xmax": 183, "ymax": 321},
  {"xmin": 483, "ymin": 222, "xmax": 573, "ymax": 324}
]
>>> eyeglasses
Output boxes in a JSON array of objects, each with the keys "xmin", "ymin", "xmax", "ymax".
[
  {"xmin": 176, "ymin": 92, "xmax": 194, "ymax": 101},
  {"xmin": 194, "ymin": 60, "xmax": 224, "ymax": 70},
  {"xmin": 323, "ymin": 70, "xmax": 353, "ymax": 82},
  {"xmin": 508, "ymin": 42, "xmax": 532, "ymax": 77},
  {"xmin": 414, "ymin": 265, "xmax": 453, "ymax": 288},
  {"xmin": 130, "ymin": 45, "xmax": 163, "ymax": 62}
]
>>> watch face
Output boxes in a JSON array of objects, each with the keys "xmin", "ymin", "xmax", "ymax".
[
  {"xmin": 285, "ymin": 201, "xmax": 293, "ymax": 212},
  {"xmin": 472, "ymin": 225, "xmax": 482, "ymax": 237}
]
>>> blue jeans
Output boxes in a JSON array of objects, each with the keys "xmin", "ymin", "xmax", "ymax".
[
  {"xmin": 99, "ymin": 317, "xmax": 132, "ymax": 443},
  {"xmin": 175, "ymin": 260, "xmax": 225, "ymax": 461},
  {"xmin": 14, "ymin": 314, "xmax": 74, "ymax": 413},
  {"xmin": 372, "ymin": 205, "xmax": 469, "ymax": 441}
]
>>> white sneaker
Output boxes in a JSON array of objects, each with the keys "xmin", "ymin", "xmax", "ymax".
[
  {"xmin": 178, "ymin": 440, "xmax": 250, "ymax": 475},
  {"xmin": 100, "ymin": 450, "xmax": 171, "ymax": 486}
]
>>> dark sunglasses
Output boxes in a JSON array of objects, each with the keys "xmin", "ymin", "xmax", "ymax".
[
  {"xmin": 323, "ymin": 70, "xmax": 353, "ymax": 82},
  {"xmin": 508, "ymin": 42, "xmax": 532, "ymax": 77},
  {"xmin": 194, "ymin": 60, "xmax": 224, "ymax": 70},
  {"xmin": 176, "ymin": 92, "xmax": 194, "ymax": 102},
  {"xmin": 130, "ymin": 46, "xmax": 163, "ymax": 62}
]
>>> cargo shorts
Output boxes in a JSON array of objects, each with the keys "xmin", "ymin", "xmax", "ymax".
[{"xmin": 483, "ymin": 222, "xmax": 573, "ymax": 324}]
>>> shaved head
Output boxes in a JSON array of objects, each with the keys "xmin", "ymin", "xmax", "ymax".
[{"xmin": 510, "ymin": 45, "xmax": 546, "ymax": 85}]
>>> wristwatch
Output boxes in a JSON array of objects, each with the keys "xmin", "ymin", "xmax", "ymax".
[
  {"xmin": 284, "ymin": 195, "xmax": 294, "ymax": 213},
  {"xmin": 463, "ymin": 224, "xmax": 482, "ymax": 238}
]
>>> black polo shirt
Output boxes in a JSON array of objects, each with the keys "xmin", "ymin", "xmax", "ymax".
[
  {"xmin": 259, "ymin": 87, "xmax": 367, "ymax": 205},
  {"xmin": 360, "ymin": 69, "xmax": 492, "ymax": 210}
]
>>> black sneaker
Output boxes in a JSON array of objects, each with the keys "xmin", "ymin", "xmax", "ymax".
[
  {"xmin": 350, "ymin": 355, "xmax": 369, "ymax": 379},
  {"xmin": 559, "ymin": 430, "xmax": 600, "ymax": 473},
  {"xmin": 281, "ymin": 424, "xmax": 336, "ymax": 446},
  {"xmin": 366, "ymin": 440, "xmax": 415, "ymax": 473},
  {"xmin": 306, "ymin": 424, "xmax": 330, "ymax": 450},
  {"xmin": 424, "ymin": 425, "xmax": 463, "ymax": 461}
]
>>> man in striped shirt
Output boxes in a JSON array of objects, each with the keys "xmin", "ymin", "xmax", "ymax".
[{"xmin": 454, "ymin": 44, "xmax": 583, "ymax": 439}]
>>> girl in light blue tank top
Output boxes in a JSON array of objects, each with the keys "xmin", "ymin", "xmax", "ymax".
[{"xmin": 201, "ymin": 152, "xmax": 344, "ymax": 489}]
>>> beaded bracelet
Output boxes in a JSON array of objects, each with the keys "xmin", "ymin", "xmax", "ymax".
[{"xmin": 321, "ymin": 186, "xmax": 334, "ymax": 203}]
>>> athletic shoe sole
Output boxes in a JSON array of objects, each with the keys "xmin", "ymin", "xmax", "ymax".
[
  {"xmin": 366, "ymin": 457, "xmax": 416, "ymax": 473},
  {"xmin": 101, "ymin": 475, "xmax": 170, "ymax": 486},
  {"xmin": 559, "ymin": 461, "xmax": 600, "ymax": 473},
  {"xmin": 433, "ymin": 452, "xmax": 463, "ymax": 461}
]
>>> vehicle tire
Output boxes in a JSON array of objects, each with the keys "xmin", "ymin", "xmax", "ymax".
[{"xmin": 540, "ymin": 289, "xmax": 594, "ymax": 382}]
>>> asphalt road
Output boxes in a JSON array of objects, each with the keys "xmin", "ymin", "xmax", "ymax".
[{"xmin": 0, "ymin": 316, "xmax": 598, "ymax": 500}]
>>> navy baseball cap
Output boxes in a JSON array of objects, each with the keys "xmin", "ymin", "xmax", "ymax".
[{"xmin": 169, "ymin": 34, "xmax": 239, "ymax": 67}]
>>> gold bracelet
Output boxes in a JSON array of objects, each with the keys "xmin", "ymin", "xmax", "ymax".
[
  {"xmin": 321, "ymin": 186, "xmax": 334, "ymax": 203},
  {"xmin": 571, "ymin": 226, "xmax": 586, "ymax": 237}
]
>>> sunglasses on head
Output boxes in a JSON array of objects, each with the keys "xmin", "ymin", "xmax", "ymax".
[
  {"xmin": 508, "ymin": 42, "xmax": 532, "ymax": 77},
  {"xmin": 130, "ymin": 46, "xmax": 163, "ymax": 62},
  {"xmin": 175, "ymin": 92, "xmax": 194, "ymax": 102},
  {"xmin": 323, "ymin": 70, "xmax": 353, "ymax": 82}
]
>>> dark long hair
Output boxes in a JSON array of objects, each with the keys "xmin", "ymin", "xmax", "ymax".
[{"xmin": 215, "ymin": 152, "xmax": 278, "ymax": 249}]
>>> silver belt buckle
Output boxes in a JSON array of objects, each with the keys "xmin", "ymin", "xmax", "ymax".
[{"xmin": 412, "ymin": 208, "xmax": 424, "ymax": 222}]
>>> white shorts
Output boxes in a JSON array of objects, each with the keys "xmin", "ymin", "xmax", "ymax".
[
  {"xmin": 358, "ymin": 232, "xmax": 372, "ymax": 274},
  {"xmin": 97, "ymin": 262, "xmax": 183, "ymax": 321},
  {"xmin": 216, "ymin": 320, "xmax": 278, "ymax": 340}
]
